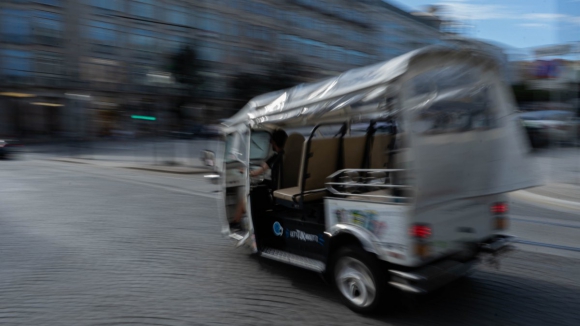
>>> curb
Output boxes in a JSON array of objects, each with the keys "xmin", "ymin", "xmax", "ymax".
[
  {"xmin": 510, "ymin": 190, "xmax": 580, "ymax": 212},
  {"xmin": 49, "ymin": 158, "xmax": 212, "ymax": 175},
  {"xmin": 124, "ymin": 166, "xmax": 211, "ymax": 175}
]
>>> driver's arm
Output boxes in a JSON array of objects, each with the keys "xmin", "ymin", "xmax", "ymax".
[{"xmin": 249, "ymin": 162, "xmax": 269, "ymax": 177}]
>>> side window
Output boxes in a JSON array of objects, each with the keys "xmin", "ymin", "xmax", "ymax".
[
  {"xmin": 412, "ymin": 87, "xmax": 495, "ymax": 134},
  {"xmin": 225, "ymin": 129, "xmax": 250, "ymax": 164},
  {"xmin": 250, "ymin": 131, "xmax": 271, "ymax": 161}
]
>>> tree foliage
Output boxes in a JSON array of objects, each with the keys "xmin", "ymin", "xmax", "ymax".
[
  {"xmin": 169, "ymin": 45, "xmax": 205, "ymax": 96},
  {"xmin": 230, "ymin": 57, "xmax": 307, "ymax": 109}
]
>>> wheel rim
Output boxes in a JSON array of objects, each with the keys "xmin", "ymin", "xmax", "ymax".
[{"xmin": 335, "ymin": 257, "xmax": 376, "ymax": 308}]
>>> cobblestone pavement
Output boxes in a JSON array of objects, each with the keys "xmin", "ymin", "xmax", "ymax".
[{"xmin": 1, "ymin": 160, "xmax": 579, "ymax": 326}]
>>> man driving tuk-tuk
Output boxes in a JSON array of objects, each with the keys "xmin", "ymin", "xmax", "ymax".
[
  {"xmin": 204, "ymin": 45, "xmax": 541, "ymax": 313},
  {"xmin": 231, "ymin": 129, "xmax": 288, "ymax": 230}
]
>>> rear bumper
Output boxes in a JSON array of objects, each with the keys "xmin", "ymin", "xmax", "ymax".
[
  {"xmin": 479, "ymin": 234, "xmax": 515, "ymax": 254},
  {"xmin": 388, "ymin": 235, "xmax": 514, "ymax": 294}
]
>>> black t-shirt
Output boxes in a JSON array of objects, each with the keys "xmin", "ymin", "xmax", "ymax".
[{"xmin": 265, "ymin": 150, "xmax": 284, "ymax": 191}]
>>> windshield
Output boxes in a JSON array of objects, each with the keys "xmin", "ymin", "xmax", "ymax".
[
  {"xmin": 225, "ymin": 134, "xmax": 236, "ymax": 164},
  {"xmin": 225, "ymin": 131, "xmax": 271, "ymax": 164},
  {"xmin": 250, "ymin": 131, "xmax": 271, "ymax": 161}
]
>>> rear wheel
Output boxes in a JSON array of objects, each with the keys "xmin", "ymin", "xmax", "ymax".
[{"xmin": 332, "ymin": 245, "xmax": 386, "ymax": 313}]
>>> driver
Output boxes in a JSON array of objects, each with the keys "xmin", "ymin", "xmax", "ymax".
[{"xmin": 231, "ymin": 129, "xmax": 287, "ymax": 229}]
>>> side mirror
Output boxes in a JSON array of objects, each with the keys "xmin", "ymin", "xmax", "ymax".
[{"xmin": 201, "ymin": 150, "xmax": 216, "ymax": 167}]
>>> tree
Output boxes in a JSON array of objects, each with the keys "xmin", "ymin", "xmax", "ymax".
[
  {"xmin": 168, "ymin": 45, "xmax": 206, "ymax": 129},
  {"xmin": 229, "ymin": 57, "xmax": 306, "ymax": 110},
  {"xmin": 169, "ymin": 45, "xmax": 205, "ymax": 94}
]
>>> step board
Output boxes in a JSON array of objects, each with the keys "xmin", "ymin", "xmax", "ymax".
[
  {"xmin": 228, "ymin": 232, "xmax": 245, "ymax": 241},
  {"xmin": 260, "ymin": 247, "xmax": 326, "ymax": 273}
]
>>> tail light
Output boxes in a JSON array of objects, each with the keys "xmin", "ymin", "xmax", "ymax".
[
  {"xmin": 410, "ymin": 224, "xmax": 431, "ymax": 259},
  {"xmin": 410, "ymin": 224, "xmax": 432, "ymax": 239},
  {"xmin": 493, "ymin": 217, "xmax": 509, "ymax": 230},
  {"xmin": 414, "ymin": 243, "xmax": 430, "ymax": 257},
  {"xmin": 491, "ymin": 202, "xmax": 508, "ymax": 215}
]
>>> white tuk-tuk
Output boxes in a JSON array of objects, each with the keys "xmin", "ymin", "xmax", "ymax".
[{"xmin": 204, "ymin": 46, "xmax": 540, "ymax": 313}]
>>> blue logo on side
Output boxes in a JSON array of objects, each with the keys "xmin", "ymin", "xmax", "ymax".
[
  {"xmin": 318, "ymin": 235, "xmax": 325, "ymax": 246},
  {"xmin": 273, "ymin": 222, "xmax": 283, "ymax": 236}
]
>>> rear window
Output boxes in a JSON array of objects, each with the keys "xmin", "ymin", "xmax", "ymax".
[
  {"xmin": 411, "ymin": 86, "xmax": 496, "ymax": 135},
  {"xmin": 407, "ymin": 64, "xmax": 479, "ymax": 99},
  {"xmin": 520, "ymin": 111, "xmax": 573, "ymax": 121}
]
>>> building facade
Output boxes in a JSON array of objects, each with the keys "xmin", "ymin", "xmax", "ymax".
[{"xmin": 0, "ymin": 0, "xmax": 447, "ymax": 139}]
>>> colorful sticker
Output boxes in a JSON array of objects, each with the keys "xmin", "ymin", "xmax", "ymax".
[{"xmin": 333, "ymin": 209, "xmax": 387, "ymax": 238}]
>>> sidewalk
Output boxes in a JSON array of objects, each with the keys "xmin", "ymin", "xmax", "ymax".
[
  {"xmin": 512, "ymin": 183, "xmax": 580, "ymax": 212},
  {"xmin": 50, "ymin": 157, "xmax": 213, "ymax": 175}
]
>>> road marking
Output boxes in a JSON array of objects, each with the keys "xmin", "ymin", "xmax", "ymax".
[
  {"xmin": 514, "ymin": 239, "xmax": 580, "ymax": 252},
  {"xmin": 511, "ymin": 216, "xmax": 580, "ymax": 229},
  {"xmin": 510, "ymin": 190, "xmax": 580, "ymax": 213}
]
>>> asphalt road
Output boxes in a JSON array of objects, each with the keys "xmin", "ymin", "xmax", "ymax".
[{"xmin": 1, "ymin": 159, "xmax": 579, "ymax": 326}]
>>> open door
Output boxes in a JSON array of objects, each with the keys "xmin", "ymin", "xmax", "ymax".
[
  {"xmin": 206, "ymin": 127, "xmax": 275, "ymax": 250},
  {"xmin": 205, "ymin": 127, "xmax": 259, "ymax": 249}
]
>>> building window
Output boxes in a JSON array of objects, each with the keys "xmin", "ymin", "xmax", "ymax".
[
  {"xmin": 197, "ymin": 13, "xmax": 223, "ymax": 34},
  {"xmin": 224, "ymin": 21, "xmax": 239, "ymax": 37},
  {"xmin": 130, "ymin": 29, "xmax": 156, "ymax": 53},
  {"xmin": 36, "ymin": 52, "xmax": 63, "ymax": 76},
  {"xmin": 1, "ymin": 10, "xmax": 31, "ymax": 44},
  {"xmin": 0, "ymin": 50, "xmax": 32, "ymax": 77},
  {"xmin": 33, "ymin": 0, "xmax": 62, "ymax": 6},
  {"xmin": 245, "ymin": 1, "xmax": 271, "ymax": 16},
  {"xmin": 81, "ymin": 57, "xmax": 122, "ymax": 83},
  {"xmin": 166, "ymin": 6, "xmax": 188, "ymax": 26},
  {"xmin": 163, "ymin": 35, "xmax": 189, "ymax": 53},
  {"xmin": 245, "ymin": 24, "xmax": 270, "ymax": 42},
  {"xmin": 131, "ymin": 0, "xmax": 154, "ymax": 19},
  {"xmin": 34, "ymin": 11, "xmax": 64, "ymax": 47},
  {"xmin": 129, "ymin": 64, "xmax": 149, "ymax": 85},
  {"xmin": 199, "ymin": 42, "xmax": 223, "ymax": 62},
  {"xmin": 87, "ymin": 21, "xmax": 118, "ymax": 53},
  {"xmin": 88, "ymin": 0, "xmax": 121, "ymax": 11}
]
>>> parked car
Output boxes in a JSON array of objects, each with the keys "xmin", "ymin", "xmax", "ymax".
[
  {"xmin": 519, "ymin": 110, "xmax": 578, "ymax": 147},
  {"xmin": 170, "ymin": 124, "xmax": 222, "ymax": 140},
  {"xmin": 0, "ymin": 139, "xmax": 23, "ymax": 159}
]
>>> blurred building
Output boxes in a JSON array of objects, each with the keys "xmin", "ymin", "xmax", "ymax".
[{"xmin": 0, "ymin": 0, "xmax": 447, "ymax": 139}]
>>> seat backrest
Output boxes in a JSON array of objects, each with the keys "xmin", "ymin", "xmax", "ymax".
[
  {"xmin": 299, "ymin": 137, "xmax": 340, "ymax": 191},
  {"xmin": 343, "ymin": 136, "xmax": 367, "ymax": 169},
  {"xmin": 369, "ymin": 134, "xmax": 392, "ymax": 169},
  {"xmin": 280, "ymin": 133, "xmax": 305, "ymax": 189}
]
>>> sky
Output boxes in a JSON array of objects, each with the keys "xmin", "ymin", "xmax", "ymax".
[{"xmin": 389, "ymin": 0, "xmax": 580, "ymax": 50}]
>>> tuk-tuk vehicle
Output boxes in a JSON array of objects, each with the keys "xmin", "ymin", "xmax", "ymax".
[{"xmin": 204, "ymin": 46, "xmax": 540, "ymax": 313}]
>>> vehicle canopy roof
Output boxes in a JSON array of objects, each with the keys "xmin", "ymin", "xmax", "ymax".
[
  {"xmin": 222, "ymin": 45, "xmax": 499, "ymax": 130},
  {"xmin": 222, "ymin": 45, "xmax": 541, "ymax": 209}
]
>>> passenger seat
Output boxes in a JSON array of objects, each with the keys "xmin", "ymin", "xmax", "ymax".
[
  {"xmin": 274, "ymin": 137, "xmax": 340, "ymax": 206},
  {"xmin": 279, "ymin": 133, "xmax": 305, "ymax": 189},
  {"xmin": 369, "ymin": 134, "xmax": 392, "ymax": 169},
  {"xmin": 342, "ymin": 136, "xmax": 367, "ymax": 169},
  {"xmin": 346, "ymin": 133, "xmax": 394, "ymax": 200}
]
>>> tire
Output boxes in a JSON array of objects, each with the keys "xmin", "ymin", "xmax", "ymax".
[{"xmin": 331, "ymin": 245, "xmax": 387, "ymax": 314}]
